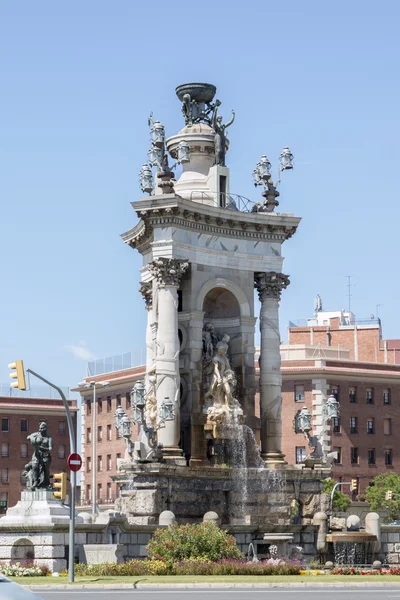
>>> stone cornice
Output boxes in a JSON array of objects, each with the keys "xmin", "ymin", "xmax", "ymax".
[{"xmin": 121, "ymin": 194, "xmax": 301, "ymax": 251}]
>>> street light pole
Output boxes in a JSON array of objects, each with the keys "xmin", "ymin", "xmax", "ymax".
[
  {"xmin": 79, "ymin": 380, "xmax": 109, "ymax": 516},
  {"xmin": 26, "ymin": 369, "xmax": 76, "ymax": 584},
  {"xmin": 92, "ymin": 382, "xmax": 97, "ymax": 516}
]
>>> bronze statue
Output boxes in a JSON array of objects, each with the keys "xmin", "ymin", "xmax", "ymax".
[
  {"xmin": 27, "ymin": 421, "xmax": 53, "ymax": 490},
  {"xmin": 212, "ymin": 106, "xmax": 235, "ymax": 167}
]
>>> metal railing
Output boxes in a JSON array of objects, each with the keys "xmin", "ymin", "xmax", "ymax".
[
  {"xmin": 87, "ymin": 352, "xmax": 135, "ymax": 376},
  {"xmin": 189, "ymin": 191, "xmax": 258, "ymax": 213},
  {"xmin": 0, "ymin": 384, "xmax": 70, "ymax": 398}
]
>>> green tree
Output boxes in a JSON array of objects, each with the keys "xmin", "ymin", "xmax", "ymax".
[
  {"xmin": 365, "ymin": 473, "xmax": 400, "ymax": 522},
  {"xmin": 322, "ymin": 478, "xmax": 351, "ymax": 512}
]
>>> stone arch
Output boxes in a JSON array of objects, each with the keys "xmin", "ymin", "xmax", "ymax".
[
  {"xmin": 196, "ymin": 278, "xmax": 251, "ymax": 317},
  {"xmin": 11, "ymin": 538, "xmax": 34, "ymax": 561}
]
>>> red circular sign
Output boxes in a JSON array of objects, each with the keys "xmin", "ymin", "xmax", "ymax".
[{"xmin": 67, "ymin": 452, "xmax": 82, "ymax": 472}]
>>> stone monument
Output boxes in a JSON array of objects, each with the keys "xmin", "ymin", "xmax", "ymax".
[{"xmin": 114, "ymin": 82, "xmax": 329, "ymax": 532}]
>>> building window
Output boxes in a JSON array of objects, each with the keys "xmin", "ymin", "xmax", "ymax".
[
  {"xmin": 107, "ymin": 454, "xmax": 112, "ymax": 471},
  {"xmin": 331, "ymin": 386, "xmax": 339, "ymax": 400},
  {"xmin": 107, "ymin": 482, "xmax": 112, "ymax": 501},
  {"xmin": 58, "ymin": 421, "xmax": 66, "ymax": 435},
  {"xmin": 57, "ymin": 445, "xmax": 66, "ymax": 459},
  {"xmin": 86, "ymin": 400, "xmax": 92, "ymax": 416},
  {"xmin": 98, "ymin": 426, "xmax": 103, "ymax": 442},
  {"xmin": 98, "ymin": 456, "xmax": 103, "ymax": 472},
  {"xmin": 366, "ymin": 388, "xmax": 374, "ymax": 404},
  {"xmin": 1, "ymin": 419, "xmax": 9, "ymax": 433},
  {"xmin": 349, "ymin": 387, "xmax": 357, "ymax": 403},
  {"xmin": 126, "ymin": 392, "xmax": 131, "ymax": 409},
  {"xmin": 87, "ymin": 428, "xmax": 92, "ymax": 443},
  {"xmin": 97, "ymin": 483, "xmax": 102, "ymax": 501},
  {"xmin": 107, "ymin": 397, "xmax": 112, "ymax": 413},
  {"xmin": 1, "ymin": 443, "xmax": 8, "ymax": 458},
  {"xmin": 97, "ymin": 398, "xmax": 102, "ymax": 414},
  {"xmin": 367, "ymin": 419, "xmax": 375, "ymax": 434},
  {"xmin": 86, "ymin": 457, "xmax": 92, "ymax": 472},
  {"xmin": 383, "ymin": 389, "xmax": 391, "ymax": 405},
  {"xmin": 116, "ymin": 394, "xmax": 122, "ymax": 407},
  {"xmin": 294, "ymin": 385, "xmax": 305, "ymax": 402},
  {"xmin": 334, "ymin": 447, "xmax": 342, "ymax": 464},
  {"xmin": 350, "ymin": 417, "xmax": 358, "ymax": 434},
  {"xmin": 20, "ymin": 443, "xmax": 28, "ymax": 458},
  {"xmin": 107, "ymin": 424, "xmax": 112, "ymax": 441},
  {"xmin": 385, "ymin": 449, "xmax": 393, "ymax": 466},
  {"xmin": 1, "ymin": 469, "xmax": 9, "ymax": 484},
  {"xmin": 368, "ymin": 449, "xmax": 376, "ymax": 465},
  {"xmin": 351, "ymin": 447, "xmax": 359, "ymax": 464},
  {"xmin": 21, "ymin": 419, "xmax": 28, "ymax": 432},
  {"xmin": 384, "ymin": 418, "xmax": 392, "ymax": 435},
  {"xmin": 86, "ymin": 485, "xmax": 91, "ymax": 501},
  {"xmin": 116, "ymin": 453, "xmax": 121, "ymax": 462},
  {"xmin": 332, "ymin": 417, "xmax": 341, "ymax": 433},
  {"xmin": 295, "ymin": 447, "xmax": 306, "ymax": 464}
]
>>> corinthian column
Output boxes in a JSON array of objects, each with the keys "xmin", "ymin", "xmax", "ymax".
[
  {"xmin": 148, "ymin": 257, "xmax": 189, "ymax": 464},
  {"xmin": 254, "ymin": 271, "xmax": 290, "ymax": 466},
  {"xmin": 139, "ymin": 281, "xmax": 154, "ymax": 373}
]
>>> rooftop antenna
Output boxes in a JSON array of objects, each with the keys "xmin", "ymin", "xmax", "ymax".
[{"xmin": 346, "ymin": 275, "xmax": 354, "ymax": 313}]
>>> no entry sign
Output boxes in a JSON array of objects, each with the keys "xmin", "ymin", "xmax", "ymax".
[{"xmin": 67, "ymin": 452, "xmax": 82, "ymax": 472}]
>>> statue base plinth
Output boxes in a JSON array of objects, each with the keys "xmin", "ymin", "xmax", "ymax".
[
  {"xmin": 0, "ymin": 490, "xmax": 82, "ymax": 526},
  {"xmin": 262, "ymin": 452, "xmax": 287, "ymax": 468},
  {"xmin": 161, "ymin": 446, "xmax": 187, "ymax": 466}
]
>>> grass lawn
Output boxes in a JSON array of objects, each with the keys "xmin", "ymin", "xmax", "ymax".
[{"xmin": 10, "ymin": 574, "xmax": 400, "ymax": 586}]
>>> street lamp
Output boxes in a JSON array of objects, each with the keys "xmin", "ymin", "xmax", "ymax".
[
  {"xmin": 79, "ymin": 379, "xmax": 109, "ymax": 515},
  {"xmin": 114, "ymin": 380, "xmax": 176, "ymax": 461}
]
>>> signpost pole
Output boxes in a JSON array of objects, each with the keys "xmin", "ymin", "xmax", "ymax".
[{"xmin": 26, "ymin": 369, "xmax": 77, "ymax": 583}]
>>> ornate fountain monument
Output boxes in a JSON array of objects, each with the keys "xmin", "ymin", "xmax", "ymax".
[{"xmin": 112, "ymin": 83, "xmax": 329, "ymax": 556}]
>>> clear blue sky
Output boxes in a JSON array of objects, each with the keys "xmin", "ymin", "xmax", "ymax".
[{"xmin": 1, "ymin": 0, "xmax": 399, "ymax": 391}]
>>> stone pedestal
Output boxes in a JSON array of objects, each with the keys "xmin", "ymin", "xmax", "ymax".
[{"xmin": 0, "ymin": 490, "xmax": 73, "ymax": 526}]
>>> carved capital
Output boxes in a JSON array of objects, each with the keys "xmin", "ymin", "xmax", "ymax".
[
  {"xmin": 139, "ymin": 281, "xmax": 153, "ymax": 310},
  {"xmin": 148, "ymin": 257, "xmax": 189, "ymax": 288},
  {"xmin": 254, "ymin": 271, "xmax": 290, "ymax": 302}
]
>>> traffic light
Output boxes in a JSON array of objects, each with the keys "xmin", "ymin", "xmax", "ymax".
[
  {"xmin": 386, "ymin": 490, "xmax": 393, "ymax": 501},
  {"xmin": 351, "ymin": 479, "xmax": 358, "ymax": 492},
  {"xmin": 53, "ymin": 473, "xmax": 67, "ymax": 501},
  {"xmin": 8, "ymin": 360, "xmax": 26, "ymax": 390}
]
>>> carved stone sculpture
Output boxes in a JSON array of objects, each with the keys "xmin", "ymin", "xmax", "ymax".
[
  {"xmin": 254, "ymin": 272, "xmax": 290, "ymax": 302},
  {"xmin": 148, "ymin": 257, "xmax": 189, "ymax": 288},
  {"xmin": 26, "ymin": 421, "xmax": 53, "ymax": 490},
  {"xmin": 203, "ymin": 334, "xmax": 243, "ymax": 424},
  {"xmin": 144, "ymin": 365, "xmax": 158, "ymax": 430}
]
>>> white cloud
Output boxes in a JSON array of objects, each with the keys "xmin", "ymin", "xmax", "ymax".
[{"xmin": 64, "ymin": 342, "xmax": 96, "ymax": 362}]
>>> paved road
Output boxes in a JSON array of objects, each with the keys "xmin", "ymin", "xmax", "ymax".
[{"xmin": 34, "ymin": 588, "xmax": 400, "ymax": 600}]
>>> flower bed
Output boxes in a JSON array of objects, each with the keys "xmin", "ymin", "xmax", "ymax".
[
  {"xmin": 0, "ymin": 561, "xmax": 49, "ymax": 577},
  {"xmin": 74, "ymin": 558, "xmax": 301, "ymax": 577},
  {"xmin": 332, "ymin": 567, "xmax": 400, "ymax": 576}
]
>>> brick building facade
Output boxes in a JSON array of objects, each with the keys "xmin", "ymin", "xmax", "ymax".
[
  {"xmin": 76, "ymin": 366, "xmax": 145, "ymax": 506},
  {"xmin": 0, "ymin": 396, "xmax": 78, "ymax": 510},
  {"xmin": 77, "ymin": 308, "xmax": 400, "ymax": 505},
  {"xmin": 281, "ymin": 306, "xmax": 400, "ymax": 495}
]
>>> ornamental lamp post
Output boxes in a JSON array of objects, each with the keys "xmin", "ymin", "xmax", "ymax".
[
  {"xmin": 279, "ymin": 146, "xmax": 294, "ymax": 171},
  {"xmin": 148, "ymin": 145, "xmax": 163, "ymax": 168},
  {"xmin": 177, "ymin": 140, "xmax": 190, "ymax": 164},
  {"xmin": 325, "ymin": 394, "xmax": 340, "ymax": 420},
  {"xmin": 115, "ymin": 406, "xmax": 125, "ymax": 430},
  {"xmin": 150, "ymin": 120, "xmax": 165, "ymax": 148},
  {"xmin": 298, "ymin": 406, "xmax": 312, "ymax": 433},
  {"xmin": 159, "ymin": 397, "xmax": 175, "ymax": 423},
  {"xmin": 139, "ymin": 164, "xmax": 153, "ymax": 194},
  {"xmin": 257, "ymin": 155, "xmax": 271, "ymax": 180}
]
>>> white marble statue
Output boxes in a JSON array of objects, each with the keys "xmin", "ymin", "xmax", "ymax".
[
  {"xmin": 204, "ymin": 333, "xmax": 243, "ymax": 423},
  {"xmin": 144, "ymin": 365, "xmax": 157, "ymax": 430}
]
